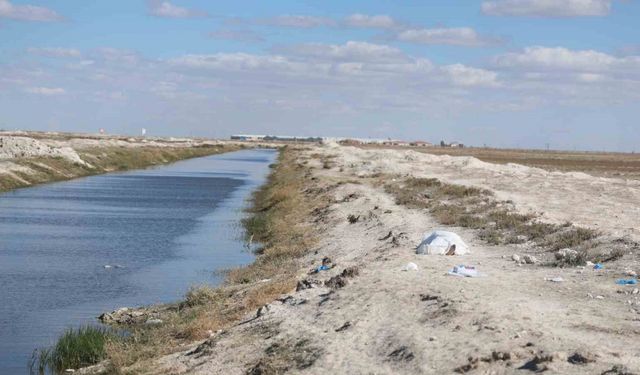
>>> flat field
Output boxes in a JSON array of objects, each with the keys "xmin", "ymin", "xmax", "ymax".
[{"xmin": 361, "ymin": 145, "xmax": 640, "ymax": 179}]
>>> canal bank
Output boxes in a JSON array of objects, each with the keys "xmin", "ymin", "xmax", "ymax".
[{"xmin": 0, "ymin": 133, "xmax": 244, "ymax": 193}]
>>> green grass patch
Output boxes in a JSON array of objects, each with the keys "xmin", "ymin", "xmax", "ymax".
[{"xmin": 30, "ymin": 325, "xmax": 117, "ymax": 374}]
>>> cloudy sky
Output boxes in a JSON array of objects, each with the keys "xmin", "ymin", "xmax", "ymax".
[{"xmin": 1, "ymin": 0, "xmax": 639, "ymax": 150}]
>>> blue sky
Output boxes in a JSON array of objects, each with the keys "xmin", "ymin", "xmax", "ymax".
[{"xmin": 1, "ymin": 0, "xmax": 640, "ymax": 150}]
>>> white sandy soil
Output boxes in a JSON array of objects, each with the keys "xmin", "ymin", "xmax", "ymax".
[{"xmin": 137, "ymin": 144, "xmax": 640, "ymax": 375}]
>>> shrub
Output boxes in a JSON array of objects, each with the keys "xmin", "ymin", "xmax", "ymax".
[
  {"xmin": 30, "ymin": 325, "xmax": 116, "ymax": 375},
  {"xmin": 546, "ymin": 227, "xmax": 599, "ymax": 251}
]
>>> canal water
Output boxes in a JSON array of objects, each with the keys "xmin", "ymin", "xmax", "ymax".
[{"xmin": 0, "ymin": 148, "xmax": 276, "ymax": 374}]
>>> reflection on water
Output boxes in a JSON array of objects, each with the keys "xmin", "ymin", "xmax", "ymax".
[{"xmin": 0, "ymin": 148, "xmax": 276, "ymax": 374}]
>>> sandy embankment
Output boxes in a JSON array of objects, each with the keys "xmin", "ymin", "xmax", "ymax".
[
  {"xmin": 0, "ymin": 132, "xmax": 250, "ymax": 192},
  {"xmin": 137, "ymin": 143, "xmax": 640, "ymax": 375}
]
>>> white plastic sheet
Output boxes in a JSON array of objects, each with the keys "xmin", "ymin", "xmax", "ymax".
[{"xmin": 417, "ymin": 230, "xmax": 469, "ymax": 255}]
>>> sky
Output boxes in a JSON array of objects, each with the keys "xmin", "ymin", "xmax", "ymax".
[{"xmin": 1, "ymin": 0, "xmax": 639, "ymax": 151}]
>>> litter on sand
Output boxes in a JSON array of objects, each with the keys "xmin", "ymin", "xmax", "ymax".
[
  {"xmin": 402, "ymin": 262, "xmax": 418, "ymax": 271},
  {"xmin": 593, "ymin": 263, "xmax": 604, "ymax": 270},
  {"xmin": 448, "ymin": 265, "xmax": 479, "ymax": 278},
  {"xmin": 417, "ymin": 231, "xmax": 469, "ymax": 255},
  {"xmin": 545, "ymin": 277, "xmax": 564, "ymax": 283},
  {"xmin": 313, "ymin": 257, "xmax": 334, "ymax": 273},
  {"xmin": 616, "ymin": 279, "xmax": 638, "ymax": 285},
  {"xmin": 315, "ymin": 265, "xmax": 330, "ymax": 272}
]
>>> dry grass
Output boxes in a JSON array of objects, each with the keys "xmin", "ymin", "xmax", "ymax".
[
  {"xmin": 103, "ymin": 146, "xmax": 327, "ymax": 373},
  {"xmin": 246, "ymin": 338, "xmax": 322, "ymax": 375},
  {"xmin": 183, "ymin": 285, "xmax": 223, "ymax": 308},
  {"xmin": 385, "ymin": 176, "xmax": 602, "ymax": 261}
]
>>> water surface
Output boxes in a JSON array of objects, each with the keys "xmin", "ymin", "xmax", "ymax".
[{"xmin": 0, "ymin": 148, "xmax": 276, "ymax": 374}]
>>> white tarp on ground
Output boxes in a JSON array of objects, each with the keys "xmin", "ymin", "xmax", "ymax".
[{"xmin": 416, "ymin": 231, "xmax": 469, "ymax": 255}]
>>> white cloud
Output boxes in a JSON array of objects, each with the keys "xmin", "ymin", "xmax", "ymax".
[
  {"xmin": 94, "ymin": 48, "xmax": 141, "ymax": 66},
  {"xmin": 492, "ymin": 46, "xmax": 640, "ymax": 106},
  {"xmin": 441, "ymin": 64, "xmax": 499, "ymax": 87},
  {"xmin": 169, "ymin": 53, "xmax": 306, "ymax": 74},
  {"xmin": 261, "ymin": 15, "xmax": 336, "ymax": 28},
  {"xmin": 494, "ymin": 46, "xmax": 633, "ymax": 72},
  {"xmin": 24, "ymin": 87, "xmax": 65, "ymax": 95},
  {"xmin": 577, "ymin": 73, "xmax": 605, "ymax": 82},
  {"xmin": 148, "ymin": 1, "xmax": 207, "ymax": 18},
  {"xmin": 0, "ymin": 0, "xmax": 62, "ymax": 22},
  {"xmin": 27, "ymin": 47, "xmax": 82, "ymax": 58},
  {"xmin": 397, "ymin": 27, "xmax": 496, "ymax": 47},
  {"xmin": 284, "ymin": 41, "xmax": 406, "ymax": 63},
  {"xmin": 6, "ymin": 41, "xmax": 639, "ymax": 146},
  {"xmin": 482, "ymin": 0, "xmax": 613, "ymax": 17},
  {"xmin": 208, "ymin": 29, "xmax": 264, "ymax": 43},
  {"xmin": 344, "ymin": 14, "xmax": 397, "ymax": 29}
]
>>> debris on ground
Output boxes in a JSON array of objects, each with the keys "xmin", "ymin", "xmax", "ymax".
[
  {"xmin": 448, "ymin": 265, "xmax": 480, "ymax": 278},
  {"xmin": 296, "ymin": 279, "xmax": 319, "ymax": 291},
  {"xmin": 278, "ymin": 296, "xmax": 307, "ymax": 306},
  {"xmin": 325, "ymin": 266, "xmax": 360, "ymax": 289},
  {"xmin": 420, "ymin": 294, "xmax": 439, "ymax": 302},
  {"xmin": 387, "ymin": 346, "xmax": 415, "ymax": 362},
  {"xmin": 545, "ymin": 277, "xmax": 564, "ymax": 283},
  {"xmin": 315, "ymin": 265, "xmax": 331, "ymax": 272},
  {"xmin": 347, "ymin": 214, "xmax": 360, "ymax": 224},
  {"xmin": 256, "ymin": 304, "xmax": 271, "ymax": 318},
  {"xmin": 567, "ymin": 351, "xmax": 597, "ymax": 365},
  {"xmin": 518, "ymin": 351, "xmax": 561, "ymax": 372},
  {"xmin": 379, "ymin": 231, "xmax": 393, "ymax": 241},
  {"xmin": 402, "ymin": 262, "xmax": 418, "ymax": 271},
  {"xmin": 313, "ymin": 257, "xmax": 335, "ymax": 273},
  {"xmin": 601, "ymin": 365, "xmax": 637, "ymax": 375},
  {"xmin": 454, "ymin": 351, "xmax": 513, "ymax": 373},
  {"xmin": 616, "ymin": 279, "xmax": 638, "ymax": 285},
  {"xmin": 417, "ymin": 231, "xmax": 469, "ymax": 255},
  {"xmin": 341, "ymin": 266, "xmax": 360, "ymax": 278},
  {"xmin": 335, "ymin": 322, "xmax": 352, "ymax": 332}
]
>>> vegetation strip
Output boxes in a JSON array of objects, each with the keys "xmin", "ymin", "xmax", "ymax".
[{"xmin": 384, "ymin": 177, "xmax": 637, "ymax": 266}]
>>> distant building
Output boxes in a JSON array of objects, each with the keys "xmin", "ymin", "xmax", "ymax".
[
  {"xmin": 439, "ymin": 140, "xmax": 464, "ymax": 148},
  {"xmin": 382, "ymin": 139, "xmax": 407, "ymax": 146},
  {"xmin": 231, "ymin": 135, "xmax": 433, "ymax": 146},
  {"xmin": 410, "ymin": 141, "xmax": 432, "ymax": 147},
  {"xmin": 263, "ymin": 135, "xmax": 322, "ymax": 143},
  {"xmin": 339, "ymin": 139, "xmax": 363, "ymax": 146},
  {"xmin": 230, "ymin": 134, "xmax": 265, "ymax": 141},
  {"xmin": 230, "ymin": 134, "xmax": 322, "ymax": 143}
]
